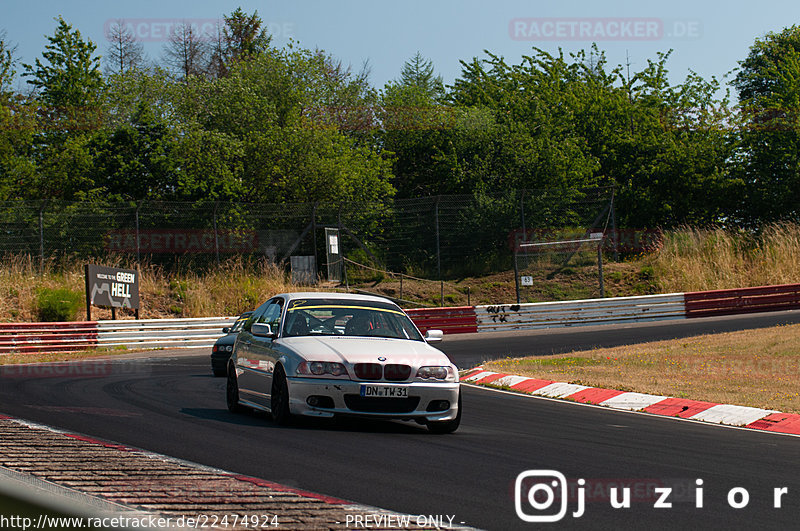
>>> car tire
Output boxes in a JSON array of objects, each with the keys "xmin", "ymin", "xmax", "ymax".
[
  {"xmin": 226, "ymin": 364, "xmax": 244, "ymax": 413},
  {"xmin": 426, "ymin": 392, "xmax": 461, "ymax": 434},
  {"xmin": 271, "ymin": 366, "xmax": 293, "ymax": 425}
]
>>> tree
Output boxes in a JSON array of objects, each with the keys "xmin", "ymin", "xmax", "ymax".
[
  {"xmin": 0, "ymin": 29, "xmax": 17, "ymax": 95},
  {"xmin": 104, "ymin": 20, "xmax": 146, "ymax": 75},
  {"xmin": 209, "ymin": 8, "xmax": 271, "ymax": 78},
  {"xmin": 163, "ymin": 22, "xmax": 208, "ymax": 79},
  {"xmin": 732, "ymin": 26, "xmax": 800, "ymax": 222},
  {"xmin": 22, "ymin": 17, "xmax": 103, "ymax": 109},
  {"xmin": 397, "ymin": 52, "xmax": 445, "ymax": 101}
]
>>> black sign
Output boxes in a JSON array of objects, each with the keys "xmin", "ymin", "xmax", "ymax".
[{"xmin": 85, "ymin": 264, "xmax": 140, "ymax": 310}]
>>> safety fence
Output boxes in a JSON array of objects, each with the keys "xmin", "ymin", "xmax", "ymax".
[{"xmin": 2, "ymin": 283, "xmax": 799, "ymax": 354}]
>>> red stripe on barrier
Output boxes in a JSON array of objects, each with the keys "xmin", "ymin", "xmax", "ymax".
[
  {"xmin": 685, "ymin": 284, "xmax": 800, "ymax": 318},
  {"xmin": 568, "ymin": 387, "xmax": 625, "ymax": 405},
  {"xmin": 0, "ymin": 321, "xmax": 98, "ymax": 332},
  {"xmin": 643, "ymin": 397, "xmax": 718, "ymax": 418},
  {"xmin": 406, "ymin": 306, "xmax": 478, "ymax": 335},
  {"xmin": 511, "ymin": 378, "xmax": 555, "ymax": 393},
  {"xmin": 746, "ymin": 413, "xmax": 800, "ymax": 435},
  {"xmin": 0, "ymin": 321, "xmax": 99, "ymax": 354}
]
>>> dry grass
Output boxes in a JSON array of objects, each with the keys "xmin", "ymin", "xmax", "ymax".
[
  {"xmin": 0, "ymin": 255, "xmax": 311, "ymax": 321},
  {"xmin": 653, "ymin": 223, "xmax": 800, "ymax": 292},
  {"xmin": 483, "ymin": 324, "xmax": 800, "ymax": 413}
]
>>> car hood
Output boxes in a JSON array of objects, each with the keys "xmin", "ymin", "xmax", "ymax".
[{"xmin": 279, "ymin": 336, "xmax": 452, "ymax": 367}]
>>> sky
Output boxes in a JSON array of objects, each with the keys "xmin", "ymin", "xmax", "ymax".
[{"xmin": 3, "ymin": 0, "xmax": 800, "ymax": 97}]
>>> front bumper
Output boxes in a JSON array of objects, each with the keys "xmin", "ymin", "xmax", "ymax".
[{"xmin": 286, "ymin": 377, "xmax": 460, "ymax": 421}]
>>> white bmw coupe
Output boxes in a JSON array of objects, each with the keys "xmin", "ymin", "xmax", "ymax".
[{"xmin": 227, "ymin": 292, "xmax": 461, "ymax": 433}]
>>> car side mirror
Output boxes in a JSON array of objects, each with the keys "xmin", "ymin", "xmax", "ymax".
[
  {"xmin": 252, "ymin": 322, "xmax": 277, "ymax": 339},
  {"xmin": 222, "ymin": 327, "xmax": 230, "ymax": 334},
  {"xmin": 425, "ymin": 329, "xmax": 444, "ymax": 343}
]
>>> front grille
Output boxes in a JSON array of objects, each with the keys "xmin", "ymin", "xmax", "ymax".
[
  {"xmin": 383, "ymin": 364, "xmax": 411, "ymax": 381},
  {"xmin": 344, "ymin": 395, "xmax": 421, "ymax": 413},
  {"xmin": 354, "ymin": 363, "xmax": 383, "ymax": 380}
]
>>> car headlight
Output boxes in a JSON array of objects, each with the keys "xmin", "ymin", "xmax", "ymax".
[
  {"xmin": 296, "ymin": 361, "xmax": 349, "ymax": 378},
  {"xmin": 416, "ymin": 366, "xmax": 456, "ymax": 381}
]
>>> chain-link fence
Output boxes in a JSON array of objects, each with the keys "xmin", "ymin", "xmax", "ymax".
[{"xmin": 0, "ymin": 187, "xmax": 616, "ymax": 282}]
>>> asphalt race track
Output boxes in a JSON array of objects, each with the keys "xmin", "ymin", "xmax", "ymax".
[{"xmin": 1, "ymin": 312, "xmax": 799, "ymax": 529}]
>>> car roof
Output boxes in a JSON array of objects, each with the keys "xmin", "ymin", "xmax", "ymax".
[{"xmin": 276, "ymin": 292, "xmax": 397, "ymax": 305}]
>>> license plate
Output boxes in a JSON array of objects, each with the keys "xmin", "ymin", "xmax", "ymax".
[{"xmin": 360, "ymin": 385, "xmax": 408, "ymax": 398}]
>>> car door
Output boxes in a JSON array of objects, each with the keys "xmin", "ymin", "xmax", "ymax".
[{"xmin": 238, "ymin": 298, "xmax": 284, "ymax": 407}]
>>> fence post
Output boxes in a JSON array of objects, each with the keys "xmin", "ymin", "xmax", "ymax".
[
  {"xmin": 38, "ymin": 200, "xmax": 47, "ymax": 273},
  {"xmin": 338, "ymin": 206, "xmax": 348, "ymax": 290},
  {"xmin": 135, "ymin": 201, "xmax": 142, "ymax": 264},
  {"xmin": 610, "ymin": 188, "xmax": 619, "ymax": 262},
  {"xmin": 434, "ymin": 197, "xmax": 441, "ymax": 279},
  {"xmin": 513, "ymin": 251, "xmax": 521, "ymax": 304},
  {"xmin": 312, "ymin": 203, "xmax": 318, "ymax": 280},
  {"xmin": 213, "ymin": 202, "xmax": 221, "ymax": 266},
  {"xmin": 597, "ymin": 243, "xmax": 605, "ymax": 298}
]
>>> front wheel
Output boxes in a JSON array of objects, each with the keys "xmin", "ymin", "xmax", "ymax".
[
  {"xmin": 426, "ymin": 392, "xmax": 461, "ymax": 434},
  {"xmin": 226, "ymin": 365, "xmax": 244, "ymax": 413},
  {"xmin": 271, "ymin": 367, "xmax": 293, "ymax": 425}
]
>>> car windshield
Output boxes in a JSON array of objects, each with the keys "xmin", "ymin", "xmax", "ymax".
[{"xmin": 283, "ymin": 298, "xmax": 423, "ymax": 341}]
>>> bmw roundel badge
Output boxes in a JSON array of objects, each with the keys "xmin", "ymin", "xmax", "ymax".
[{"xmin": 377, "ymin": 356, "xmax": 387, "ymax": 361}]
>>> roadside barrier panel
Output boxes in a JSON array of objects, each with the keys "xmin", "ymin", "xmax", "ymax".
[
  {"xmin": 475, "ymin": 293, "xmax": 686, "ymax": 332},
  {"xmin": 95, "ymin": 317, "xmax": 237, "ymax": 349},
  {"xmin": 0, "ymin": 322, "xmax": 98, "ymax": 354},
  {"xmin": 405, "ymin": 307, "xmax": 478, "ymax": 334},
  {"xmin": 684, "ymin": 283, "xmax": 800, "ymax": 318}
]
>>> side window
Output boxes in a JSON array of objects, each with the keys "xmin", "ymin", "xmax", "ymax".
[
  {"xmin": 243, "ymin": 303, "xmax": 269, "ymax": 332},
  {"xmin": 257, "ymin": 298, "xmax": 284, "ymax": 331}
]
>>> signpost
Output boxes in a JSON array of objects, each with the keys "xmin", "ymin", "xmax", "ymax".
[{"xmin": 84, "ymin": 264, "xmax": 140, "ymax": 320}]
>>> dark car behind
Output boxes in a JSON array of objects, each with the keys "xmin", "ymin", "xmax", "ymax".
[{"xmin": 211, "ymin": 311, "xmax": 252, "ymax": 376}]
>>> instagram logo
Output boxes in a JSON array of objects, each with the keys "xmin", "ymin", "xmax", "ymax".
[{"xmin": 515, "ymin": 470, "xmax": 581, "ymax": 522}]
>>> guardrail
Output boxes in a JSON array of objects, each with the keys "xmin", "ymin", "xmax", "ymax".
[
  {"xmin": 474, "ymin": 294, "xmax": 686, "ymax": 332},
  {"xmin": 96, "ymin": 317, "xmax": 237, "ymax": 350},
  {"xmin": 2, "ymin": 283, "xmax": 799, "ymax": 354},
  {"xmin": 0, "ymin": 322, "xmax": 98, "ymax": 354},
  {"xmin": 685, "ymin": 284, "xmax": 800, "ymax": 318},
  {"xmin": 405, "ymin": 307, "xmax": 478, "ymax": 334}
]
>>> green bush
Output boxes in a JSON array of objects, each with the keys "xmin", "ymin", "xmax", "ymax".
[{"xmin": 36, "ymin": 287, "xmax": 83, "ymax": 322}]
